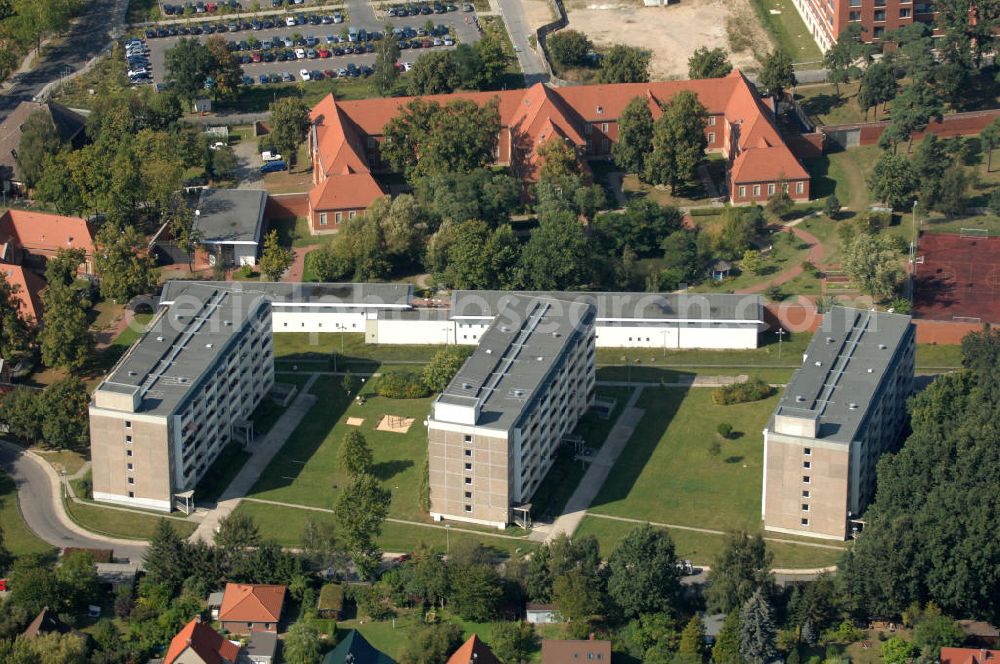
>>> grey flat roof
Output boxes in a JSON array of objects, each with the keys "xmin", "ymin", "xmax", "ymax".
[
  {"xmin": 160, "ymin": 281, "xmax": 413, "ymax": 308},
  {"xmin": 451, "ymin": 291, "xmax": 763, "ymax": 326},
  {"xmin": 772, "ymin": 306, "xmax": 914, "ymax": 444},
  {"xmin": 246, "ymin": 630, "xmax": 278, "ymax": 657},
  {"xmin": 437, "ymin": 294, "xmax": 595, "ymax": 431},
  {"xmin": 96, "ymin": 282, "xmax": 268, "ymax": 417},
  {"xmin": 193, "ymin": 188, "xmax": 267, "ymax": 244}
]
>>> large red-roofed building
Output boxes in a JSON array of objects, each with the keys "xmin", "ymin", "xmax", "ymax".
[{"xmin": 307, "ymin": 72, "xmax": 810, "ymax": 234}]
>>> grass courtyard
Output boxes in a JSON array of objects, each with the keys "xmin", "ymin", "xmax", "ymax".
[{"xmin": 0, "ymin": 472, "xmax": 56, "ymax": 559}]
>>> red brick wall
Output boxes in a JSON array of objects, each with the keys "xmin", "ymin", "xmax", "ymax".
[
  {"xmin": 785, "ymin": 132, "xmax": 825, "ymax": 161},
  {"xmin": 823, "ymin": 108, "xmax": 1000, "ymax": 148},
  {"xmin": 730, "ymin": 179, "xmax": 810, "ymax": 204}
]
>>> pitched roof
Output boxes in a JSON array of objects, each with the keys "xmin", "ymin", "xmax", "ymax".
[
  {"xmin": 541, "ymin": 639, "xmax": 611, "ymax": 664},
  {"xmin": 0, "ymin": 209, "xmax": 95, "ymax": 255},
  {"xmin": 165, "ymin": 618, "xmax": 241, "ymax": 664},
  {"xmin": 309, "ymin": 172, "xmax": 385, "ymax": 212},
  {"xmin": 0, "ymin": 263, "xmax": 45, "ymax": 323},
  {"xmin": 941, "ymin": 648, "xmax": 1000, "ymax": 664},
  {"xmin": 22, "ymin": 607, "xmax": 71, "ymax": 638},
  {"xmin": 447, "ymin": 635, "xmax": 502, "ymax": 664},
  {"xmin": 323, "ymin": 629, "xmax": 397, "ymax": 664},
  {"xmin": 218, "ymin": 583, "xmax": 286, "ymax": 623},
  {"xmin": 0, "ymin": 101, "xmax": 86, "ymax": 182}
]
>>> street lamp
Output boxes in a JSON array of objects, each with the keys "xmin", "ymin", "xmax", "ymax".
[
  {"xmin": 445, "ymin": 524, "xmax": 451, "ymax": 555},
  {"xmin": 776, "ymin": 328, "xmax": 785, "ymax": 360},
  {"xmin": 909, "ymin": 200, "xmax": 919, "ymax": 304}
]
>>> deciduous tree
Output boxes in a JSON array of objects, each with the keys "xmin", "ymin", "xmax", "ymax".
[
  {"xmin": 15, "ymin": 109, "xmax": 62, "ymax": 189},
  {"xmin": 607, "ymin": 524, "xmax": 680, "ymax": 618},
  {"xmin": 867, "ymin": 151, "xmax": 916, "ymax": 209},
  {"xmin": 758, "ymin": 49, "xmax": 797, "ymax": 100},
  {"xmin": 164, "ymin": 38, "xmax": 216, "ymax": 104},
  {"xmin": 259, "ymin": 229, "xmax": 293, "ymax": 281},
  {"xmin": 981, "ymin": 116, "xmax": 1000, "ymax": 172},
  {"xmin": 645, "ymin": 90, "xmax": 708, "ymax": 194},
  {"xmin": 598, "ymin": 44, "xmax": 650, "ymax": 83},
  {"xmin": 612, "ymin": 96, "xmax": 654, "ymax": 175},
  {"xmin": 371, "ymin": 29, "xmax": 401, "ymax": 96},
  {"xmin": 688, "ymin": 46, "xmax": 732, "ymax": 79},
  {"xmin": 95, "ymin": 221, "xmax": 156, "ymax": 303},
  {"xmin": 401, "ymin": 623, "xmax": 464, "ymax": 664},
  {"xmin": 842, "ymin": 232, "xmax": 905, "ymax": 300},
  {"xmin": 706, "ymin": 530, "xmax": 772, "ymax": 613},
  {"xmin": 338, "ymin": 430, "xmax": 374, "ymax": 477},
  {"xmin": 490, "ymin": 621, "xmax": 539, "ymax": 664},
  {"xmin": 39, "ymin": 376, "xmax": 89, "ymax": 450},
  {"xmin": 283, "ymin": 621, "xmax": 322, "ymax": 664},
  {"xmin": 408, "ymin": 50, "xmax": 460, "ymax": 95},
  {"xmin": 546, "ymin": 30, "xmax": 592, "ymax": 68},
  {"xmin": 518, "ymin": 211, "xmax": 593, "ymax": 290},
  {"xmin": 268, "ymin": 97, "xmax": 310, "ymax": 169},
  {"xmin": 334, "ymin": 472, "xmax": 390, "ymax": 579}
]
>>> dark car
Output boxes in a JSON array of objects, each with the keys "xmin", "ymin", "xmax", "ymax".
[
  {"xmin": 270, "ymin": 72, "xmax": 282, "ymax": 82},
  {"xmin": 276, "ymin": 51, "xmax": 287, "ymax": 61},
  {"xmin": 228, "ymin": 22, "xmax": 239, "ymax": 31},
  {"xmin": 190, "ymin": 25, "xmax": 203, "ymax": 34},
  {"xmin": 311, "ymin": 69, "xmax": 324, "ymax": 79},
  {"xmin": 145, "ymin": 29, "xmax": 157, "ymax": 38},
  {"xmin": 259, "ymin": 73, "xmax": 269, "ymax": 83},
  {"xmin": 263, "ymin": 51, "xmax": 275, "ymax": 61},
  {"xmin": 215, "ymin": 23, "xmax": 228, "ymax": 32},
  {"xmin": 324, "ymin": 68, "xmax": 336, "ymax": 77},
  {"xmin": 242, "ymin": 75, "xmax": 254, "ymax": 85},
  {"xmin": 203, "ymin": 23, "xmax": 215, "ymax": 33},
  {"xmin": 262, "ymin": 18, "xmax": 274, "ymax": 28},
  {"xmin": 260, "ymin": 160, "xmax": 287, "ymax": 173},
  {"xmin": 240, "ymin": 53, "xmax": 251, "ymax": 63}
]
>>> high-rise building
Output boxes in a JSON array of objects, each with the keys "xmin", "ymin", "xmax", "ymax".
[
  {"xmin": 762, "ymin": 306, "xmax": 915, "ymax": 540},
  {"xmin": 790, "ymin": 0, "xmax": 932, "ymax": 51},
  {"xmin": 89, "ymin": 283, "xmax": 274, "ymax": 512},
  {"xmin": 428, "ymin": 295, "xmax": 596, "ymax": 529}
]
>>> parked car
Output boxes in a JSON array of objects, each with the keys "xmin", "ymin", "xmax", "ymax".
[
  {"xmin": 295, "ymin": 47, "xmax": 306, "ymax": 59},
  {"xmin": 285, "ymin": 15, "xmax": 296, "ymax": 26},
  {"xmin": 299, "ymin": 68, "xmax": 311, "ymax": 80},
  {"xmin": 260, "ymin": 160, "xmax": 287, "ymax": 173},
  {"xmin": 261, "ymin": 150, "xmax": 283, "ymax": 161},
  {"xmin": 259, "ymin": 73, "xmax": 269, "ymax": 83}
]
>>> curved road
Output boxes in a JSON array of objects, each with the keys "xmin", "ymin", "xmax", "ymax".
[{"xmin": 0, "ymin": 442, "xmax": 148, "ymax": 562}]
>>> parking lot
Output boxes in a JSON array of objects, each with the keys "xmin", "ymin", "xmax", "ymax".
[{"xmin": 141, "ymin": 4, "xmax": 482, "ymax": 85}]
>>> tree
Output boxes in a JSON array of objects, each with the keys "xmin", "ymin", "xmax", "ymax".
[
  {"xmin": 519, "ymin": 211, "xmax": 592, "ymax": 290},
  {"xmin": 205, "ymin": 35, "xmax": 243, "ymax": 100},
  {"xmin": 886, "ymin": 82, "xmax": 944, "ymax": 153},
  {"xmin": 612, "ymin": 96, "xmax": 654, "ymax": 175},
  {"xmin": 911, "ymin": 133, "xmax": 952, "ymax": 209},
  {"xmin": 594, "ymin": 199, "xmax": 683, "ymax": 257},
  {"xmin": 449, "ymin": 558, "xmax": 504, "ymax": 621},
  {"xmin": 739, "ymin": 589, "xmax": 777, "ymax": 664},
  {"xmin": 414, "ymin": 169, "xmax": 520, "ymax": 226},
  {"xmin": 765, "ymin": 187, "xmax": 794, "ymax": 218},
  {"xmin": 824, "ymin": 194, "xmax": 841, "ymax": 219},
  {"xmin": 0, "ymin": 388, "xmax": 40, "ymax": 443},
  {"xmin": 422, "ymin": 346, "xmax": 473, "ymax": 392},
  {"xmin": 706, "ymin": 530, "xmax": 772, "ymax": 613},
  {"xmin": 0, "ymin": 527, "xmax": 12, "ymax": 576},
  {"xmin": 334, "ymin": 473, "xmax": 390, "ymax": 579},
  {"xmin": 0, "ymin": 269, "xmax": 33, "ymax": 356},
  {"xmin": 371, "ymin": 28, "xmax": 401, "ymax": 96},
  {"xmin": 143, "ymin": 519, "xmax": 187, "ymax": 591},
  {"xmin": 164, "ymin": 38, "xmax": 216, "ymax": 104},
  {"xmin": 546, "ymin": 30, "xmax": 592, "ymax": 68},
  {"xmin": 338, "ymin": 430, "xmax": 374, "ymax": 477},
  {"xmin": 607, "ymin": 524, "xmax": 680, "ymax": 619},
  {"xmin": 282, "ymin": 621, "xmax": 322, "ymax": 664},
  {"xmin": 857, "ymin": 60, "xmax": 897, "ymax": 121},
  {"xmin": 490, "ymin": 621, "xmax": 539, "ymax": 664},
  {"xmin": 881, "ymin": 637, "xmax": 916, "ymax": 664},
  {"xmin": 716, "ymin": 205, "xmax": 765, "ymax": 260},
  {"xmin": 823, "ymin": 24, "xmax": 865, "ymax": 95},
  {"xmin": 758, "ymin": 49, "xmax": 797, "ymax": 100},
  {"xmin": 678, "ymin": 615, "xmax": 708, "ymax": 664},
  {"xmin": 408, "ymin": 50, "xmax": 460, "ymax": 95},
  {"xmin": 211, "ymin": 144, "xmax": 238, "ymax": 181},
  {"xmin": 552, "ymin": 567, "xmax": 603, "ymax": 635},
  {"xmin": 473, "ymin": 31, "xmax": 509, "ymax": 89},
  {"xmin": 258, "ymin": 229, "xmax": 293, "ymax": 281},
  {"xmin": 15, "ymin": 109, "xmax": 62, "ymax": 189},
  {"xmin": 934, "ymin": 167, "xmax": 972, "ymax": 218},
  {"xmin": 981, "ymin": 116, "xmax": 1000, "ymax": 172},
  {"xmin": 598, "ymin": 44, "xmax": 651, "ymax": 83},
  {"xmin": 56, "ymin": 550, "xmax": 99, "ymax": 611},
  {"xmin": 913, "ymin": 614, "xmax": 964, "ymax": 656},
  {"xmin": 645, "ymin": 90, "xmax": 708, "ymax": 194},
  {"xmin": 842, "ymin": 233, "xmax": 905, "ymax": 300},
  {"xmin": 741, "ymin": 249, "xmax": 766, "ymax": 275},
  {"xmin": 659, "ymin": 230, "xmax": 700, "ymax": 290},
  {"xmin": 95, "ymin": 221, "xmax": 156, "ymax": 303},
  {"xmin": 215, "ymin": 511, "xmax": 262, "ymax": 552},
  {"xmin": 268, "ymin": 97, "xmax": 310, "ymax": 169},
  {"xmin": 713, "ymin": 611, "xmax": 742, "ymax": 664},
  {"xmin": 401, "ymin": 623, "xmax": 464, "ymax": 664},
  {"xmin": 867, "ymin": 152, "xmax": 916, "ymax": 209},
  {"xmin": 39, "ymin": 376, "xmax": 89, "ymax": 450},
  {"xmin": 39, "ymin": 280, "xmax": 92, "ymax": 372},
  {"xmin": 688, "ymin": 46, "xmax": 733, "ymax": 79}
]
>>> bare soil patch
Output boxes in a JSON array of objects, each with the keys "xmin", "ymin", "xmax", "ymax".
[{"xmin": 564, "ymin": 0, "xmax": 771, "ymax": 80}]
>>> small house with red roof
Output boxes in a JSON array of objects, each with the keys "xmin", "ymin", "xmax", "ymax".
[
  {"xmin": 941, "ymin": 648, "xmax": 1000, "ymax": 664},
  {"xmin": 447, "ymin": 635, "xmax": 502, "ymax": 664},
  {"xmin": 218, "ymin": 583, "xmax": 286, "ymax": 635},
  {"xmin": 306, "ymin": 72, "xmax": 810, "ymax": 233},
  {"xmin": 164, "ymin": 616, "xmax": 242, "ymax": 664},
  {"xmin": 0, "ymin": 209, "xmax": 96, "ymax": 274}
]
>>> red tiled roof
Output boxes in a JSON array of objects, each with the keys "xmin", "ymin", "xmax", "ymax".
[
  {"xmin": 309, "ymin": 172, "xmax": 386, "ymax": 212},
  {"xmin": 218, "ymin": 583, "xmax": 286, "ymax": 624},
  {"xmin": 941, "ymin": 648, "xmax": 1000, "ymax": 664},
  {"xmin": 541, "ymin": 639, "xmax": 612, "ymax": 664},
  {"xmin": 164, "ymin": 618, "xmax": 241, "ymax": 664},
  {"xmin": 0, "ymin": 209, "xmax": 95, "ymax": 256},
  {"xmin": 447, "ymin": 635, "xmax": 502, "ymax": 664},
  {"xmin": 0, "ymin": 263, "xmax": 44, "ymax": 323}
]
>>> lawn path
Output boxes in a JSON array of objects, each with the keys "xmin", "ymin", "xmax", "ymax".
[
  {"xmin": 736, "ymin": 222, "xmax": 826, "ymax": 295},
  {"xmin": 189, "ymin": 373, "xmax": 319, "ymax": 544}
]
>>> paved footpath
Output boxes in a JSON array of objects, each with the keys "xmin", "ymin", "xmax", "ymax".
[
  {"xmin": 190, "ymin": 373, "xmax": 319, "ymax": 543},
  {"xmin": 534, "ymin": 386, "xmax": 646, "ymax": 543}
]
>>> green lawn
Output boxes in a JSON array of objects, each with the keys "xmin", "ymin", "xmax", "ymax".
[
  {"xmin": 65, "ymin": 500, "xmax": 197, "ymax": 540},
  {"xmin": 589, "ymin": 387, "xmax": 777, "ymax": 531},
  {"xmin": 270, "ymin": 216, "xmax": 331, "ymax": 249},
  {"xmin": 689, "ymin": 228, "xmax": 813, "ymax": 294},
  {"xmin": 795, "ymin": 81, "xmax": 867, "ymax": 127},
  {"xmin": 574, "ymin": 515, "xmax": 845, "ymax": 568},
  {"xmin": 750, "ymin": 0, "xmax": 823, "ymax": 65},
  {"xmin": 195, "ymin": 443, "xmax": 252, "ymax": 504},
  {"xmin": 0, "ymin": 472, "xmax": 57, "ymax": 559},
  {"xmin": 273, "ymin": 332, "xmax": 442, "ymax": 368},
  {"xmin": 804, "ymin": 145, "xmax": 881, "ymax": 213}
]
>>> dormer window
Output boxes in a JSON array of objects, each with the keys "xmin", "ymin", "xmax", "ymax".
[{"xmin": 596, "ymin": 106, "xmax": 604, "ymax": 115}]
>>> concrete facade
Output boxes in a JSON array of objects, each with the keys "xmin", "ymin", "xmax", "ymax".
[{"xmin": 762, "ymin": 307, "xmax": 915, "ymax": 540}]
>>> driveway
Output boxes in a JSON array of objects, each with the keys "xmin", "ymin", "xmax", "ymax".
[
  {"xmin": 496, "ymin": 0, "xmax": 547, "ymax": 84},
  {"xmin": 0, "ymin": 442, "xmax": 148, "ymax": 563}
]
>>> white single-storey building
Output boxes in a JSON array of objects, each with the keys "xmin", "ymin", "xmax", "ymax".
[{"xmin": 193, "ymin": 188, "xmax": 267, "ymax": 267}]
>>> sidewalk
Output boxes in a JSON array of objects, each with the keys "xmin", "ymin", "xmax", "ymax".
[
  {"xmin": 737, "ymin": 218, "xmax": 827, "ymax": 295},
  {"xmin": 189, "ymin": 373, "xmax": 319, "ymax": 543}
]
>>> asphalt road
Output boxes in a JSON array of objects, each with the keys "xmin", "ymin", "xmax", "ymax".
[
  {"xmin": 495, "ymin": 0, "xmax": 547, "ymax": 85},
  {"xmin": 0, "ymin": 0, "xmax": 127, "ymax": 123},
  {"xmin": 0, "ymin": 443, "xmax": 148, "ymax": 562},
  {"xmin": 142, "ymin": 8, "xmax": 481, "ymax": 85}
]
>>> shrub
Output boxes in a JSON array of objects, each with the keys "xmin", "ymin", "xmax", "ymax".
[
  {"xmin": 375, "ymin": 371, "xmax": 431, "ymax": 399},
  {"xmin": 236, "ymin": 264, "xmax": 254, "ymax": 278},
  {"xmin": 801, "ymin": 260, "xmax": 819, "ymax": 276},
  {"xmin": 889, "ymin": 298, "xmax": 911, "ymax": 314},
  {"xmin": 764, "ymin": 285, "xmax": 785, "ymax": 301},
  {"xmin": 989, "ymin": 188, "xmax": 1000, "ymax": 216},
  {"xmin": 712, "ymin": 377, "xmax": 776, "ymax": 405},
  {"xmin": 717, "ymin": 422, "xmax": 733, "ymax": 438},
  {"xmin": 824, "ymin": 194, "xmax": 841, "ymax": 220},
  {"xmin": 421, "ymin": 347, "xmax": 473, "ymax": 392},
  {"xmin": 709, "ymin": 439, "xmax": 722, "ymax": 456}
]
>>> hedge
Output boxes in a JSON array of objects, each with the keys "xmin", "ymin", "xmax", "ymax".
[
  {"xmin": 712, "ymin": 377, "xmax": 776, "ymax": 405},
  {"xmin": 374, "ymin": 371, "xmax": 431, "ymax": 399}
]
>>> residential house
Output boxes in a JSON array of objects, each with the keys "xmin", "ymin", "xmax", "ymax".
[
  {"xmin": 307, "ymin": 72, "xmax": 810, "ymax": 234},
  {"xmin": 447, "ymin": 635, "xmax": 502, "ymax": 664},
  {"xmin": 960, "ymin": 622, "xmax": 1000, "ymax": 649},
  {"xmin": 541, "ymin": 638, "xmax": 612, "ymax": 664},
  {"xmin": 322, "ymin": 629, "xmax": 396, "ymax": 664},
  {"xmin": 0, "ymin": 264, "xmax": 44, "ymax": 323},
  {"xmin": 941, "ymin": 648, "xmax": 1000, "ymax": 664},
  {"xmin": 192, "ymin": 188, "xmax": 267, "ymax": 267},
  {"xmin": 164, "ymin": 616, "xmax": 242, "ymax": 664},
  {"xmin": 218, "ymin": 583, "xmax": 286, "ymax": 634},
  {"xmin": 245, "ymin": 631, "xmax": 278, "ymax": 664},
  {"xmin": 0, "ymin": 209, "xmax": 97, "ymax": 274},
  {"xmin": 21, "ymin": 607, "xmax": 72, "ymax": 639},
  {"xmin": 0, "ymin": 101, "xmax": 87, "ymax": 193}
]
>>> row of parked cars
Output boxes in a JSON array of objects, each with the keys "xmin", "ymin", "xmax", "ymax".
[
  {"xmin": 386, "ymin": 2, "xmax": 471, "ymax": 16},
  {"xmin": 125, "ymin": 39, "xmax": 154, "ymax": 85},
  {"xmin": 242, "ymin": 63, "xmax": 373, "ymax": 88},
  {"xmin": 161, "ymin": 0, "xmax": 240, "ymax": 14},
  {"xmin": 144, "ymin": 12, "xmax": 343, "ymax": 38}
]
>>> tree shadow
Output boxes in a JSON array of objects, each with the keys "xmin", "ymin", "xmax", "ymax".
[
  {"xmin": 372, "ymin": 459, "xmax": 414, "ymax": 481},
  {"xmin": 802, "ymin": 155, "xmax": 837, "ymax": 199},
  {"xmin": 728, "ymin": 431, "xmax": 745, "ymax": 440},
  {"xmin": 724, "ymin": 455, "xmax": 744, "ymax": 464},
  {"xmin": 798, "ymin": 92, "xmax": 846, "ymax": 122}
]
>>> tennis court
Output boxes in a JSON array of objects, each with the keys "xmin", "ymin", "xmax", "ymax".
[{"xmin": 913, "ymin": 231, "xmax": 1000, "ymax": 324}]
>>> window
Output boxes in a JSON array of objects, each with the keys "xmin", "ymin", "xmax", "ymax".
[
  {"xmin": 463, "ymin": 434, "xmax": 472, "ymax": 443},
  {"xmin": 874, "ymin": 26, "xmax": 885, "ymax": 37},
  {"xmin": 465, "ymin": 504, "xmax": 473, "ymax": 512},
  {"xmin": 127, "ymin": 477, "xmax": 135, "ymax": 485},
  {"xmin": 464, "ymin": 477, "xmax": 472, "ymax": 485},
  {"xmin": 127, "ymin": 463, "xmax": 134, "ymax": 471},
  {"xmin": 738, "ymin": 185, "xmax": 747, "ymax": 198},
  {"xmin": 584, "ymin": 124, "xmax": 592, "ymax": 135},
  {"xmin": 803, "ymin": 460, "xmax": 811, "ymax": 469},
  {"xmin": 128, "ymin": 491, "xmax": 134, "ymax": 498},
  {"xmin": 708, "ymin": 115, "xmax": 716, "ymax": 126},
  {"xmin": 349, "ymin": 210, "xmax": 357, "ymax": 219},
  {"xmin": 804, "ymin": 447, "xmax": 812, "ymax": 455},
  {"xmin": 127, "ymin": 449, "xmax": 133, "ymax": 457},
  {"xmin": 768, "ymin": 183, "xmax": 776, "ymax": 195},
  {"xmin": 802, "ymin": 490, "xmax": 810, "ymax": 498},
  {"xmin": 125, "ymin": 421, "xmax": 132, "ymax": 429},
  {"xmin": 707, "ymin": 132, "xmax": 715, "ymax": 143},
  {"xmin": 464, "ymin": 462, "xmax": 472, "ymax": 470},
  {"xmin": 801, "ymin": 518, "xmax": 810, "ymax": 526},
  {"xmin": 899, "ymin": 7, "xmax": 911, "ymax": 16},
  {"xmin": 465, "ymin": 491, "xmax": 472, "ymax": 499},
  {"xmin": 803, "ymin": 475, "xmax": 811, "ymax": 484},
  {"xmin": 802, "ymin": 504, "xmax": 810, "ymax": 511},
  {"xmin": 319, "ymin": 212, "xmax": 328, "ymax": 226},
  {"xmin": 796, "ymin": 181, "xmax": 805, "ymax": 194},
  {"xmin": 464, "ymin": 449, "xmax": 472, "ymax": 457},
  {"xmin": 602, "ymin": 122, "xmax": 609, "ymax": 133},
  {"xmin": 125, "ymin": 435, "xmax": 132, "ymax": 443},
  {"xmin": 874, "ymin": 9, "xmax": 885, "ymax": 20},
  {"xmin": 753, "ymin": 184, "xmax": 761, "ymax": 197}
]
